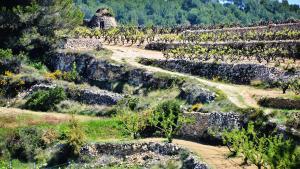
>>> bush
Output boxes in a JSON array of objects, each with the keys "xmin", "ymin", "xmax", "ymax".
[
  {"xmin": 5, "ymin": 127, "xmax": 57, "ymax": 162},
  {"xmin": 0, "ymin": 49, "xmax": 13, "ymax": 60},
  {"xmin": 149, "ymin": 99, "xmax": 192, "ymax": 143},
  {"xmin": 25, "ymin": 87, "xmax": 67, "ymax": 111},
  {"xmin": 64, "ymin": 116, "xmax": 86, "ymax": 157},
  {"xmin": 44, "ymin": 63, "xmax": 78, "ymax": 81},
  {"xmin": 286, "ymin": 112, "xmax": 300, "ymax": 129},
  {"xmin": 116, "ymin": 109, "xmax": 149, "ymax": 139}
]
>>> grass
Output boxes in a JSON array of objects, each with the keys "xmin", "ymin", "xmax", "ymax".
[
  {"xmin": 55, "ymin": 118, "xmax": 128, "ymax": 142},
  {"xmin": 138, "ymin": 87, "xmax": 181, "ymax": 109}
]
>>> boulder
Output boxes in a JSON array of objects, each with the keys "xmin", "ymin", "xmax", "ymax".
[{"xmin": 179, "ymin": 83, "xmax": 216, "ymax": 104}]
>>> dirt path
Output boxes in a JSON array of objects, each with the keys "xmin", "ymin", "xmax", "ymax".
[
  {"xmin": 104, "ymin": 45, "xmax": 288, "ymax": 108},
  {"xmin": 140, "ymin": 138, "xmax": 255, "ymax": 169}
]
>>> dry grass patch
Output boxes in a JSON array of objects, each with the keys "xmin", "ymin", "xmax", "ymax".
[{"xmin": 0, "ymin": 107, "xmax": 96, "ymax": 128}]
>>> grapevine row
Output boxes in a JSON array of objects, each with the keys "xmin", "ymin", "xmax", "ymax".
[
  {"xmin": 72, "ymin": 26, "xmax": 300, "ymax": 45},
  {"xmin": 162, "ymin": 42, "xmax": 299, "ymax": 65}
]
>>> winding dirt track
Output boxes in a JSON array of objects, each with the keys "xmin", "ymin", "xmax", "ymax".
[
  {"xmin": 104, "ymin": 44, "xmax": 287, "ymax": 109},
  {"xmin": 141, "ymin": 138, "xmax": 256, "ymax": 169}
]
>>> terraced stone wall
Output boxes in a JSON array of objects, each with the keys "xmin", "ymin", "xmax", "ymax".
[
  {"xmin": 179, "ymin": 112, "xmax": 241, "ymax": 142},
  {"xmin": 139, "ymin": 58, "xmax": 299, "ymax": 85}
]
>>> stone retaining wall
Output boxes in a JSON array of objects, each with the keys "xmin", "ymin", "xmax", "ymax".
[
  {"xmin": 80, "ymin": 142, "xmax": 209, "ymax": 169},
  {"xmin": 139, "ymin": 58, "xmax": 299, "ymax": 85},
  {"xmin": 28, "ymin": 83, "xmax": 123, "ymax": 106},
  {"xmin": 47, "ymin": 52, "xmax": 185, "ymax": 90},
  {"xmin": 179, "ymin": 112, "xmax": 241, "ymax": 142},
  {"xmin": 61, "ymin": 38, "xmax": 103, "ymax": 50}
]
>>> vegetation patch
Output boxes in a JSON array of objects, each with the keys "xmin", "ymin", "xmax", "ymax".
[{"xmin": 25, "ymin": 87, "xmax": 67, "ymax": 111}]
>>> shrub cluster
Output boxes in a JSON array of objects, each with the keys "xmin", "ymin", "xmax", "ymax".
[
  {"xmin": 5, "ymin": 127, "xmax": 58, "ymax": 162},
  {"xmin": 44, "ymin": 63, "xmax": 78, "ymax": 82},
  {"xmin": 116, "ymin": 99, "xmax": 192, "ymax": 143},
  {"xmin": 25, "ymin": 87, "xmax": 67, "ymax": 111}
]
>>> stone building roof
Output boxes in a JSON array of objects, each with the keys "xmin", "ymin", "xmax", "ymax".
[{"xmin": 89, "ymin": 8, "xmax": 117, "ymax": 29}]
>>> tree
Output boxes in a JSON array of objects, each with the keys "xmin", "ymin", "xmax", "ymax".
[
  {"xmin": 116, "ymin": 109, "xmax": 148, "ymax": 139},
  {"xmin": 0, "ymin": 0, "xmax": 83, "ymax": 59},
  {"xmin": 223, "ymin": 122, "xmax": 300, "ymax": 169},
  {"xmin": 65, "ymin": 115, "xmax": 86, "ymax": 157},
  {"xmin": 149, "ymin": 99, "xmax": 192, "ymax": 143}
]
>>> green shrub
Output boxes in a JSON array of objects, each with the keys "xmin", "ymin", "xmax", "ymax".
[
  {"xmin": 286, "ymin": 112, "xmax": 300, "ymax": 129},
  {"xmin": 64, "ymin": 116, "xmax": 86, "ymax": 157},
  {"xmin": 149, "ymin": 99, "xmax": 192, "ymax": 143},
  {"xmin": 25, "ymin": 87, "xmax": 67, "ymax": 111},
  {"xmin": 0, "ymin": 49, "xmax": 13, "ymax": 60},
  {"xmin": 116, "ymin": 109, "xmax": 149, "ymax": 139},
  {"xmin": 5, "ymin": 127, "xmax": 56, "ymax": 162}
]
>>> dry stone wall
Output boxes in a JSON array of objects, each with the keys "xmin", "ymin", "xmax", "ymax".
[
  {"xmin": 47, "ymin": 52, "xmax": 187, "ymax": 91},
  {"xmin": 61, "ymin": 38, "xmax": 102, "ymax": 50},
  {"xmin": 139, "ymin": 58, "xmax": 299, "ymax": 85},
  {"xmin": 79, "ymin": 142, "xmax": 209, "ymax": 169},
  {"xmin": 179, "ymin": 112, "xmax": 242, "ymax": 142},
  {"xmin": 28, "ymin": 83, "xmax": 123, "ymax": 106}
]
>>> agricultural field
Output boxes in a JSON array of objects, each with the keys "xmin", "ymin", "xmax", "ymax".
[{"xmin": 0, "ymin": 1, "xmax": 300, "ymax": 169}]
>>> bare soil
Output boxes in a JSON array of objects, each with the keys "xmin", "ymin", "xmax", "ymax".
[{"xmin": 141, "ymin": 138, "xmax": 256, "ymax": 169}]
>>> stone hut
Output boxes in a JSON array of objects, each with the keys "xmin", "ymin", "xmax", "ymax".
[{"xmin": 89, "ymin": 8, "xmax": 117, "ymax": 29}]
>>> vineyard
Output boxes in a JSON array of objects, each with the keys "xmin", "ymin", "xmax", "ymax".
[{"xmin": 71, "ymin": 21, "xmax": 300, "ymax": 67}]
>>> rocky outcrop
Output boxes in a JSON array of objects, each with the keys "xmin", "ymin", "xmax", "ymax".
[
  {"xmin": 179, "ymin": 112, "xmax": 241, "ymax": 142},
  {"xmin": 179, "ymin": 83, "xmax": 216, "ymax": 104},
  {"xmin": 28, "ymin": 83, "xmax": 123, "ymax": 106},
  {"xmin": 79, "ymin": 142, "xmax": 208, "ymax": 169},
  {"xmin": 139, "ymin": 58, "xmax": 299, "ymax": 85},
  {"xmin": 61, "ymin": 38, "xmax": 103, "ymax": 50}
]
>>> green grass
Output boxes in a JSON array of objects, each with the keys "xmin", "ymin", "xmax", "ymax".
[
  {"xmin": 0, "ymin": 159, "xmax": 36, "ymax": 169},
  {"xmin": 138, "ymin": 87, "xmax": 181, "ymax": 109},
  {"xmin": 55, "ymin": 118, "xmax": 128, "ymax": 142}
]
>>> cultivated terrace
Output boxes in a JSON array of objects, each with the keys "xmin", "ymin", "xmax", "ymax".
[{"xmin": 0, "ymin": 0, "xmax": 299, "ymax": 169}]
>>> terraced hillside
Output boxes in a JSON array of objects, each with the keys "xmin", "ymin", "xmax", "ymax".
[{"xmin": 1, "ymin": 10, "xmax": 299, "ymax": 169}]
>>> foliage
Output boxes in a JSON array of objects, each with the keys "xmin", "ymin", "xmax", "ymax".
[
  {"xmin": 149, "ymin": 99, "xmax": 192, "ymax": 143},
  {"xmin": 5, "ymin": 127, "xmax": 56, "ymax": 162},
  {"xmin": 25, "ymin": 87, "xmax": 67, "ymax": 111},
  {"xmin": 0, "ymin": 49, "xmax": 13, "ymax": 60},
  {"xmin": 44, "ymin": 63, "xmax": 78, "ymax": 81},
  {"xmin": 74, "ymin": 0, "xmax": 300, "ymax": 26},
  {"xmin": 116, "ymin": 109, "xmax": 149, "ymax": 139},
  {"xmin": 189, "ymin": 103, "xmax": 203, "ymax": 112},
  {"xmin": 162, "ymin": 43, "xmax": 298, "ymax": 66},
  {"xmin": 0, "ymin": 0, "xmax": 83, "ymax": 59},
  {"xmin": 64, "ymin": 116, "xmax": 86, "ymax": 157},
  {"xmin": 117, "ymin": 96, "xmax": 140, "ymax": 111},
  {"xmin": 222, "ymin": 122, "xmax": 300, "ymax": 169}
]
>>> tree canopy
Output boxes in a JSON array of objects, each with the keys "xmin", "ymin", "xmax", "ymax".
[
  {"xmin": 0, "ymin": 0, "xmax": 83, "ymax": 57},
  {"xmin": 74, "ymin": 0, "xmax": 300, "ymax": 26}
]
